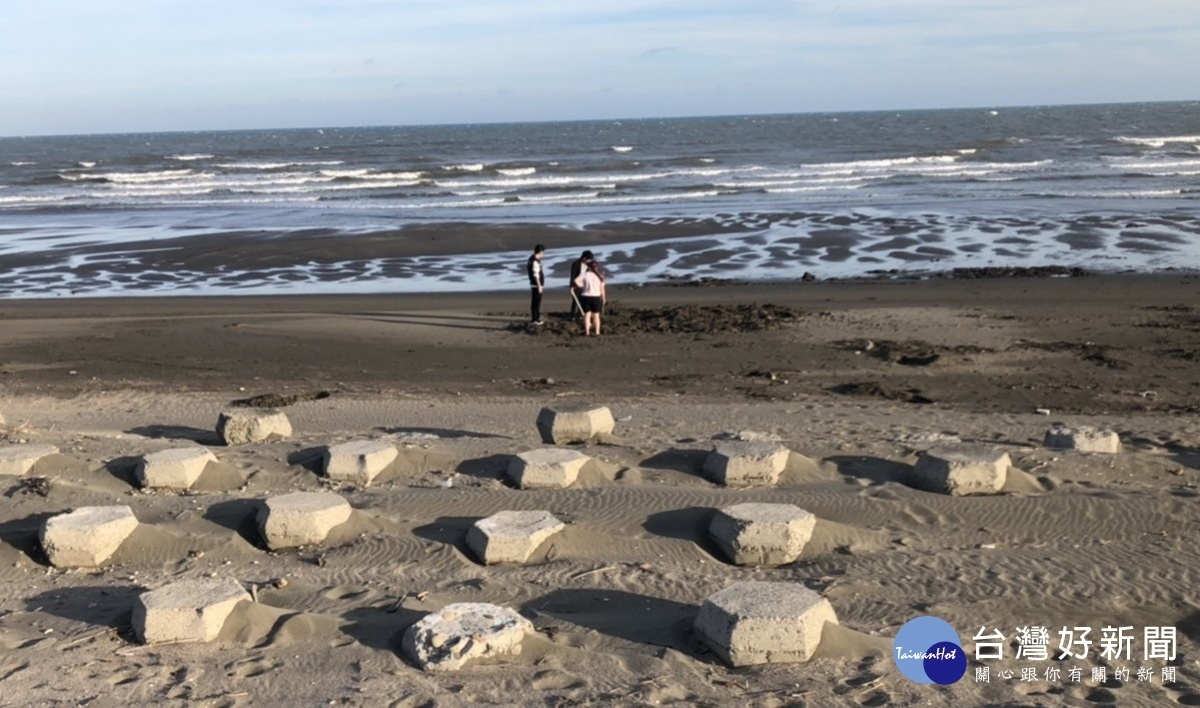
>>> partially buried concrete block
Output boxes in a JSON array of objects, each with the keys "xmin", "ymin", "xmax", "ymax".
[
  {"xmin": 910, "ymin": 444, "xmax": 1009, "ymax": 496},
  {"xmin": 703, "ymin": 441, "xmax": 789, "ymax": 487},
  {"xmin": 1044, "ymin": 424, "xmax": 1121, "ymax": 454},
  {"xmin": 323, "ymin": 439, "xmax": 398, "ymax": 485},
  {"xmin": 257, "ymin": 491, "xmax": 352, "ymax": 550},
  {"xmin": 466, "ymin": 510, "xmax": 565, "ymax": 565},
  {"xmin": 136, "ymin": 447, "xmax": 217, "ymax": 490},
  {"xmin": 0, "ymin": 445, "xmax": 59, "ymax": 476},
  {"xmin": 402, "ymin": 602, "xmax": 533, "ymax": 672},
  {"xmin": 695, "ymin": 581, "xmax": 838, "ymax": 667},
  {"xmin": 507, "ymin": 447, "xmax": 589, "ymax": 489},
  {"xmin": 217, "ymin": 408, "xmax": 292, "ymax": 445},
  {"xmin": 40, "ymin": 506, "xmax": 139, "ymax": 568},
  {"xmin": 133, "ymin": 577, "xmax": 250, "ymax": 644},
  {"xmin": 709, "ymin": 503, "xmax": 816, "ymax": 566},
  {"xmin": 536, "ymin": 404, "xmax": 615, "ymax": 444}
]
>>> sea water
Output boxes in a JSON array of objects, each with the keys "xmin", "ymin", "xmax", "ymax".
[{"xmin": 0, "ymin": 102, "xmax": 1197, "ymax": 297}]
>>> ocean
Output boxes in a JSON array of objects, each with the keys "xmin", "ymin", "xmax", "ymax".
[{"xmin": 1, "ymin": 101, "xmax": 1198, "ymax": 297}]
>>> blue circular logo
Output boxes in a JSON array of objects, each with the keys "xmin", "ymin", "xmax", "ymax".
[{"xmin": 893, "ymin": 616, "xmax": 967, "ymax": 685}]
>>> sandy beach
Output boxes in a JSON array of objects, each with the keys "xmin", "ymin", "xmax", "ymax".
[{"xmin": 2, "ymin": 274, "xmax": 1200, "ymax": 706}]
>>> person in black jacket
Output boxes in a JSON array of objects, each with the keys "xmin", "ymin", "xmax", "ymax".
[
  {"xmin": 568, "ymin": 250, "xmax": 593, "ymax": 319},
  {"xmin": 526, "ymin": 244, "xmax": 546, "ymax": 325}
]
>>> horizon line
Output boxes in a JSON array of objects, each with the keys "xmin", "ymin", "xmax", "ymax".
[{"xmin": 3, "ymin": 98, "xmax": 1197, "ymax": 141}]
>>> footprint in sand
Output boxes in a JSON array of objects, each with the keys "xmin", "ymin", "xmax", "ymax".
[
  {"xmin": 105, "ymin": 665, "xmax": 150, "ymax": 687},
  {"xmin": 0, "ymin": 659, "xmax": 29, "ymax": 683},
  {"xmin": 530, "ymin": 669, "xmax": 587, "ymax": 691},
  {"xmin": 857, "ymin": 689, "xmax": 893, "ymax": 707},
  {"xmin": 164, "ymin": 666, "xmax": 199, "ymax": 700},
  {"xmin": 1165, "ymin": 684, "xmax": 1200, "ymax": 705},
  {"xmin": 225, "ymin": 655, "xmax": 282, "ymax": 679}
]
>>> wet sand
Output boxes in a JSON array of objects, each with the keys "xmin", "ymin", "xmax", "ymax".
[
  {"xmin": 3, "ymin": 274, "xmax": 1200, "ymax": 415},
  {"xmin": 2, "ymin": 274, "xmax": 1200, "ymax": 706}
]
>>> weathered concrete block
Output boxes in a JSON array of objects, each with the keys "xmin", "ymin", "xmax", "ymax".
[
  {"xmin": 217, "ymin": 408, "xmax": 292, "ymax": 445},
  {"xmin": 695, "ymin": 581, "xmax": 838, "ymax": 666},
  {"xmin": 133, "ymin": 578, "xmax": 251, "ymax": 644},
  {"xmin": 535, "ymin": 405, "xmax": 615, "ymax": 444},
  {"xmin": 703, "ymin": 442, "xmax": 789, "ymax": 487},
  {"xmin": 709, "ymin": 503, "xmax": 816, "ymax": 566},
  {"xmin": 910, "ymin": 444, "xmax": 1009, "ymax": 496},
  {"xmin": 1044, "ymin": 425, "xmax": 1121, "ymax": 454},
  {"xmin": 466, "ymin": 510, "xmax": 565, "ymax": 565},
  {"xmin": 0, "ymin": 445, "xmax": 59, "ymax": 476},
  {"xmin": 40, "ymin": 506, "xmax": 139, "ymax": 568},
  {"xmin": 323, "ymin": 439, "xmax": 398, "ymax": 485},
  {"xmin": 257, "ymin": 491, "xmax": 352, "ymax": 550},
  {"xmin": 402, "ymin": 602, "xmax": 533, "ymax": 672},
  {"xmin": 507, "ymin": 448, "xmax": 590, "ymax": 489},
  {"xmin": 136, "ymin": 447, "xmax": 217, "ymax": 490}
]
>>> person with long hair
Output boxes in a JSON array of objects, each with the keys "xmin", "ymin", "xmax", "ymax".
[{"xmin": 573, "ymin": 259, "xmax": 607, "ymax": 336}]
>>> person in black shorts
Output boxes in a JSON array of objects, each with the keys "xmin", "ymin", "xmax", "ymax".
[
  {"xmin": 572, "ymin": 258, "xmax": 607, "ymax": 335},
  {"xmin": 526, "ymin": 244, "xmax": 545, "ymax": 325}
]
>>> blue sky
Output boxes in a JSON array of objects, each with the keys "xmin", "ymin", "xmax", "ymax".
[{"xmin": 2, "ymin": 0, "xmax": 1197, "ymax": 136}]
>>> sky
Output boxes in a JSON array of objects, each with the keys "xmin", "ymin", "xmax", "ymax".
[{"xmin": 2, "ymin": 0, "xmax": 1198, "ymax": 136}]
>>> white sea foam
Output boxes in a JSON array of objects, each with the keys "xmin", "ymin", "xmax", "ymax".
[
  {"xmin": 804, "ymin": 155, "xmax": 958, "ymax": 170},
  {"xmin": 766, "ymin": 185, "xmax": 865, "ymax": 194},
  {"xmin": 78, "ymin": 161, "xmax": 97, "ymax": 168},
  {"xmin": 699, "ymin": 158, "xmax": 716, "ymax": 163},
  {"xmin": 320, "ymin": 169, "xmax": 424, "ymax": 180},
  {"xmin": 97, "ymin": 169, "xmax": 197, "ymax": 183},
  {"xmin": 441, "ymin": 176, "xmax": 596, "ymax": 189},
  {"xmin": 612, "ymin": 146, "xmax": 634, "ymax": 152},
  {"xmin": 444, "ymin": 163, "xmax": 484, "ymax": 172},
  {"xmin": 167, "ymin": 154, "xmax": 214, "ymax": 161},
  {"xmin": 215, "ymin": 161, "xmax": 344, "ymax": 170},
  {"xmin": 0, "ymin": 195, "xmax": 72, "ymax": 205},
  {"xmin": 1028, "ymin": 189, "xmax": 1184, "ymax": 199},
  {"xmin": 391, "ymin": 189, "xmax": 722, "ymax": 210},
  {"xmin": 497, "ymin": 167, "xmax": 536, "ymax": 176},
  {"xmin": 1116, "ymin": 135, "xmax": 1200, "ymax": 148},
  {"xmin": 1106, "ymin": 158, "xmax": 1200, "ymax": 170},
  {"xmin": 9, "ymin": 161, "xmax": 37, "ymax": 166},
  {"xmin": 715, "ymin": 176, "xmax": 871, "ymax": 188}
]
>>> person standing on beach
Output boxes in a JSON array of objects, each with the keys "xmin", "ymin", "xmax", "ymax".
[
  {"xmin": 526, "ymin": 244, "xmax": 545, "ymax": 325},
  {"xmin": 573, "ymin": 259, "xmax": 607, "ymax": 336},
  {"xmin": 569, "ymin": 250, "xmax": 593, "ymax": 319}
]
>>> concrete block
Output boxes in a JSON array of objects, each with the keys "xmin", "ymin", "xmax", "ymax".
[
  {"xmin": 536, "ymin": 405, "xmax": 615, "ymax": 444},
  {"xmin": 257, "ymin": 491, "xmax": 352, "ymax": 550},
  {"xmin": 709, "ymin": 503, "xmax": 816, "ymax": 566},
  {"xmin": 703, "ymin": 442, "xmax": 789, "ymax": 487},
  {"xmin": 0, "ymin": 445, "xmax": 59, "ymax": 476},
  {"xmin": 133, "ymin": 578, "xmax": 251, "ymax": 644},
  {"xmin": 910, "ymin": 444, "xmax": 1009, "ymax": 496},
  {"xmin": 507, "ymin": 447, "xmax": 589, "ymax": 489},
  {"xmin": 695, "ymin": 581, "xmax": 837, "ymax": 666},
  {"xmin": 323, "ymin": 439, "xmax": 398, "ymax": 485},
  {"xmin": 1044, "ymin": 425, "xmax": 1121, "ymax": 454},
  {"xmin": 40, "ymin": 506, "xmax": 139, "ymax": 568},
  {"xmin": 217, "ymin": 409, "xmax": 292, "ymax": 445},
  {"xmin": 136, "ymin": 447, "xmax": 217, "ymax": 490},
  {"xmin": 466, "ymin": 510, "xmax": 565, "ymax": 565},
  {"xmin": 402, "ymin": 602, "xmax": 533, "ymax": 672}
]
